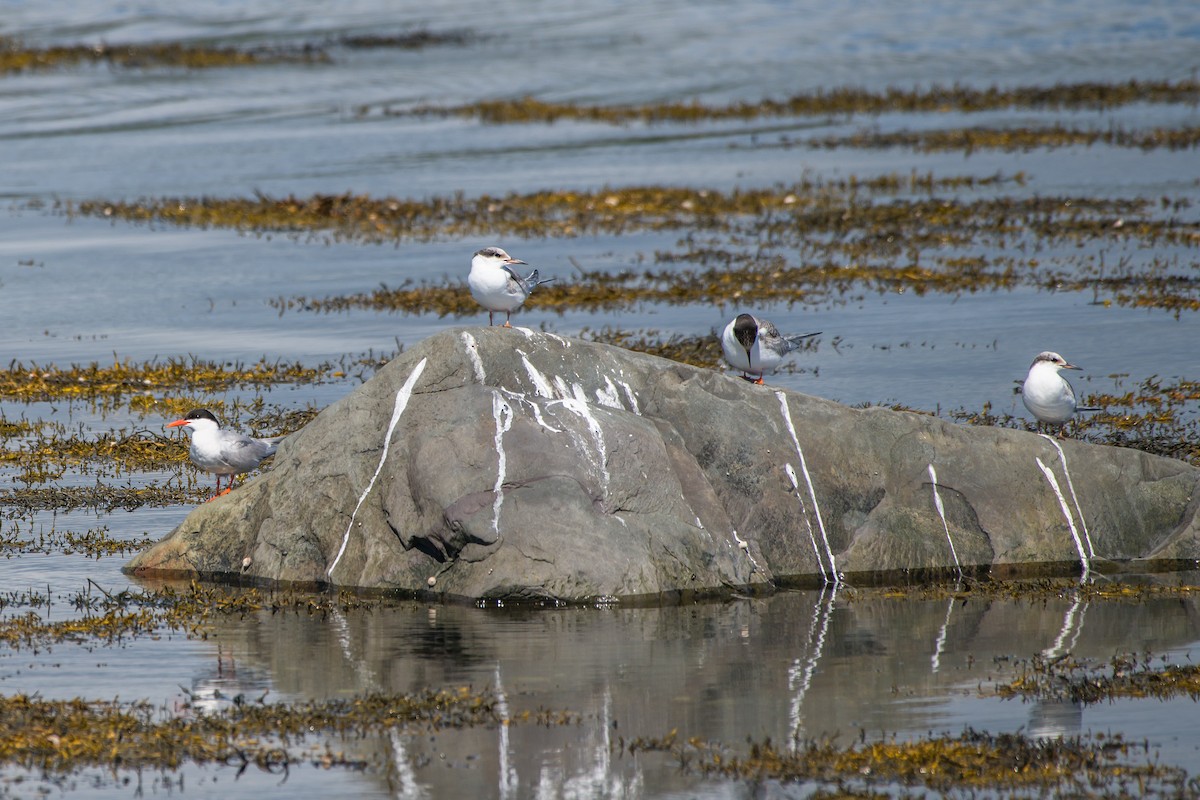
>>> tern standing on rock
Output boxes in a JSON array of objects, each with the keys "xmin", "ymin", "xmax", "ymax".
[
  {"xmin": 467, "ymin": 246, "xmax": 552, "ymax": 327},
  {"xmin": 720, "ymin": 313, "xmax": 821, "ymax": 385},
  {"xmin": 1021, "ymin": 351, "xmax": 1083, "ymax": 435},
  {"xmin": 167, "ymin": 409, "xmax": 280, "ymax": 500}
]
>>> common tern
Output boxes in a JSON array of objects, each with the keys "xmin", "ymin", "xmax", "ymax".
[
  {"xmin": 720, "ymin": 313, "xmax": 821, "ymax": 385},
  {"xmin": 467, "ymin": 246, "xmax": 552, "ymax": 327},
  {"xmin": 1021, "ymin": 351, "xmax": 1083, "ymax": 435},
  {"xmin": 167, "ymin": 409, "xmax": 280, "ymax": 500}
]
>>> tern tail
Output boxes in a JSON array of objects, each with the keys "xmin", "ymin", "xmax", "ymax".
[
  {"xmin": 524, "ymin": 269, "xmax": 554, "ymax": 292},
  {"xmin": 784, "ymin": 331, "xmax": 822, "ymax": 348}
]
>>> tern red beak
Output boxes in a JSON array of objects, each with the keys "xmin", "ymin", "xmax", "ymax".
[{"xmin": 166, "ymin": 419, "xmax": 187, "ymax": 428}]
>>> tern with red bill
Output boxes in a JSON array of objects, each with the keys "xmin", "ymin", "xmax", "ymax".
[{"xmin": 167, "ymin": 409, "xmax": 280, "ymax": 500}]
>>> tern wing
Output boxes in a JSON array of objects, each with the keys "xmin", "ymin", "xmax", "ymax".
[
  {"xmin": 219, "ymin": 432, "xmax": 277, "ymax": 470},
  {"xmin": 500, "ymin": 264, "xmax": 533, "ymax": 296},
  {"xmin": 758, "ymin": 320, "xmax": 805, "ymax": 354},
  {"xmin": 501, "ymin": 265, "xmax": 552, "ymax": 296}
]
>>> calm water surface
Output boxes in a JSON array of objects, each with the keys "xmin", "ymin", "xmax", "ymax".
[{"xmin": 2, "ymin": 0, "xmax": 1200, "ymax": 796}]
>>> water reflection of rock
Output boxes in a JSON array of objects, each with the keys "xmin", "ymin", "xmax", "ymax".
[{"xmin": 198, "ymin": 585, "xmax": 1200, "ymax": 796}]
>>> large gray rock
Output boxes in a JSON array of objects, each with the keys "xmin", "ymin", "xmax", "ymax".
[{"xmin": 126, "ymin": 328, "xmax": 1200, "ymax": 600}]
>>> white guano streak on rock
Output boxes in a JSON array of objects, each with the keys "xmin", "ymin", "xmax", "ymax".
[
  {"xmin": 327, "ymin": 357, "xmax": 428, "ymax": 580},
  {"xmin": 561, "ymin": 383, "xmax": 610, "ymax": 492},
  {"xmin": 730, "ymin": 528, "xmax": 762, "ymax": 573},
  {"xmin": 522, "ymin": 350, "xmax": 635, "ymax": 419},
  {"xmin": 517, "ymin": 395, "xmax": 561, "ymax": 433},
  {"xmin": 507, "ymin": 355, "xmax": 561, "ymax": 432},
  {"xmin": 461, "ymin": 332, "xmax": 486, "ymax": 383},
  {"xmin": 519, "ymin": 351, "xmax": 637, "ymax": 499},
  {"xmin": 596, "ymin": 377, "xmax": 623, "ymax": 410},
  {"xmin": 777, "ymin": 391, "xmax": 838, "ymax": 584},
  {"xmin": 1038, "ymin": 434, "xmax": 1096, "ymax": 559},
  {"xmin": 785, "ymin": 464, "xmax": 829, "ymax": 583},
  {"xmin": 927, "ymin": 464, "xmax": 963, "ymax": 576},
  {"xmin": 520, "ymin": 354, "xmax": 555, "ymax": 398},
  {"xmin": 1035, "ymin": 456, "xmax": 1092, "ymax": 576},
  {"xmin": 618, "ymin": 381, "xmax": 641, "ymax": 415},
  {"xmin": 492, "ymin": 392, "xmax": 514, "ymax": 535},
  {"xmin": 528, "ymin": 374, "xmax": 609, "ymax": 496}
]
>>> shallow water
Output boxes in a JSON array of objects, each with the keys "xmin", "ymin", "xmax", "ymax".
[
  {"xmin": 3, "ymin": 578, "xmax": 1200, "ymax": 797},
  {"xmin": 2, "ymin": 0, "xmax": 1200, "ymax": 796}
]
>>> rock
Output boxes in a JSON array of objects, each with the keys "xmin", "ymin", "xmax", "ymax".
[{"xmin": 126, "ymin": 328, "xmax": 1200, "ymax": 601}]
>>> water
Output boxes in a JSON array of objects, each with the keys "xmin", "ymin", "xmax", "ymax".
[
  {"xmin": 2, "ymin": 0, "xmax": 1200, "ymax": 796},
  {"xmin": 2, "ymin": 582, "xmax": 1199, "ymax": 797}
]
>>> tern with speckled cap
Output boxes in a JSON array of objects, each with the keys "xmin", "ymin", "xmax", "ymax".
[
  {"xmin": 1021, "ymin": 351, "xmax": 1091, "ymax": 436},
  {"xmin": 467, "ymin": 246, "xmax": 552, "ymax": 327}
]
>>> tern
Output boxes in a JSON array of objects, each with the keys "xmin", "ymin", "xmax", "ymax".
[
  {"xmin": 1021, "ymin": 351, "xmax": 1084, "ymax": 435},
  {"xmin": 720, "ymin": 313, "xmax": 821, "ymax": 385},
  {"xmin": 467, "ymin": 246, "xmax": 552, "ymax": 327},
  {"xmin": 167, "ymin": 409, "xmax": 280, "ymax": 500}
]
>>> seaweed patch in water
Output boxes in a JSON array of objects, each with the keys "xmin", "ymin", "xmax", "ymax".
[
  {"xmin": 0, "ymin": 357, "xmax": 335, "ymax": 402},
  {"xmin": 792, "ymin": 124, "xmax": 1200, "ymax": 154},
  {"xmin": 386, "ymin": 79, "xmax": 1200, "ymax": 124},
  {"xmin": 625, "ymin": 728, "xmax": 1186, "ymax": 796},
  {"xmin": 0, "ymin": 524, "xmax": 155, "ymax": 558},
  {"xmin": 337, "ymin": 30, "xmax": 478, "ymax": 50},
  {"xmin": 842, "ymin": 577, "xmax": 1200, "ymax": 604},
  {"xmin": 0, "ymin": 688, "xmax": 499, "ymax": 775},
  {"xmin": 999, "ymin": 651, "xmax": 1200, "ymax": 705},
  {"xmin": 0, "ymin": 28, "xmax": 481, "ymax": 74},
  {"xmin": 676, "ymin": 734, "xmax": 1190, "ymax": 796},
  {"xmin": 0, "ymin": 483, "xmax": 197, "ymax": 513},
  {"xmin": 64, "ymin": 181, "xmax": 1175, "ymax": 246},
  {"xmin": 0, "ymin": 38, "xmax": 328, "ymax": 73},
  {"xmin": 59, "ymin": 184, "xmax": 1200, "ymax": 323}
]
